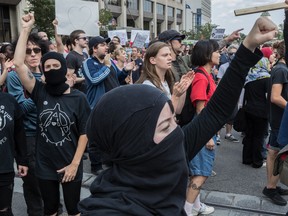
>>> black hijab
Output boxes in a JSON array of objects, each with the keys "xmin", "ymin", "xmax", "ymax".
[{"xmin": 78, "ymin": 84, "xmax": 188, "ymax": 216}]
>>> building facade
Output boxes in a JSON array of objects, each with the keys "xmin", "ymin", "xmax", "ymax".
[
  {"xmin": 1, "ymin": 0, "xmax": 211, "ymax": 43},
  {"xmin": 185, "ymin": 0, "xmax": 211, "ymax": 32},
  {"xmin": 99, "ymin": 0, "xmax": 185, "ymax": 38},
  {"xmin": 0, "ymin": 0, "xmax": 27, "ymax": 42}
]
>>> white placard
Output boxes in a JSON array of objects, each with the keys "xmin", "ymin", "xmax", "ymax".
[
  {"xmin": 132, "ymin": 33, "xmax": 148, "ymax": 48},
  {"xmin": 108, "ymin": 30, "xmax": 128, "ymax": 45},
  {"xmin": 55, "ymin": 0, "xmax": 99, "ymax": 36},
  {"xmin": 210, "ymin": 28, "xmax": 225, "ymax": 40},
  {"xmin": 131, "ymin": 30, "xmax": 150, "ymax": 44}
]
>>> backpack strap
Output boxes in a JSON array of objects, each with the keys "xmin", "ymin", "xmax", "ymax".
[{"xmin": 194, "ymin": 68, "xmax": 210, "ymax": 95}]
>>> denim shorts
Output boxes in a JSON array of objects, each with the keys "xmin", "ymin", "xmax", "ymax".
[
  {"xmin": 269, "ymin": 129, "xmax": 286, "ymax": 151},
  {"xmin": 189, "ymin": 136, "xmax": 216, "ymax": 176}
]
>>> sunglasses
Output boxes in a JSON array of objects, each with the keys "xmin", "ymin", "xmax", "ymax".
[
  {"xmin": 26, "ymin": 47, "xmax": 41, "ymax": 55},
  {"xmin": 78, "ymin": 37, "xmax": 88, "ymax": 41}
]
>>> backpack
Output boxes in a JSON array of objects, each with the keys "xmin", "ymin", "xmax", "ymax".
[
  {"xmin": 274, "ymin": 144, "xmax": 288, "ymax": 186},
  {"xmin": 176, "ymin": 69, "xmax": 210, "ymax": 127}
]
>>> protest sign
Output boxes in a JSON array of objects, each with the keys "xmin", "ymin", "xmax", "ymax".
[
  {"xmin": 55, "ymin": 0, "xmax": 99, "ymax": 36},
  {"xmin": 132, "ymin": 33, "xmax": 148, "ymax": 48},
  {"xmin": 108, "ymin": 30, "xmax": 128, "ymax": 45},
  {"xmin": 131, "ymin": 30, "xmax": 150, "ymax": 44},
  {"xmin": 210, "ymin": 28, "xmax": 225, "ymax": 40}
]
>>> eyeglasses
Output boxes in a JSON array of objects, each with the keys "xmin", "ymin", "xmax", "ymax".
[
  {"xmin": 26, "ymin": 47, "xmax": 41, "ymax": 55},
  {"xmin": 228, "ymin": 52, "xmax": 236, "ymax": 56},
  {"xmin": 78, "ymin": 37, "xmax": 88, "ymax": 41}
]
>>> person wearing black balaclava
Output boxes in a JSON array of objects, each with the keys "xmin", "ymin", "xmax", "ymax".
[
  {"xmin": 77, "ymin": 17, "xmax": 278, "ymax": 216},
  {"xmin": 41, "ymin": 51, "xmax": 69, "ymax": 96},
  {"xmin": 13, "ymin": 13, "xmax": 91, "ymax": 216}
]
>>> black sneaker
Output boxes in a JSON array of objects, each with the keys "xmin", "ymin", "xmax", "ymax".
[
  {"xmin": 262, "ymin": 187, "xmax": 287, "ymax": 206},
  {"xmin": 277, "ymin": 186, "xmax": 288, "ymax": 196}
]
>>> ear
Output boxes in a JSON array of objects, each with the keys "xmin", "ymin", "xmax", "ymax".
[{"xmin": 149, "ymin": 57, "xmax": 156, "ymax": 65}]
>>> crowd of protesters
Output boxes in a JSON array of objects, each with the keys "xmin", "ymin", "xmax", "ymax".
[{"xmin": 0, "ymin": 1, "xmax": 287, "ymax": 216}]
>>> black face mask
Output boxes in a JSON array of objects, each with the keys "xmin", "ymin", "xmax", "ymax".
[{"xmin": 44, "ymin": 68, "xmax": 69, "ymax": 96}]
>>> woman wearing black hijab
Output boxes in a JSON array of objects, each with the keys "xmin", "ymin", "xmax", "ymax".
[{"xmin": 79, "ymin": 17, "xmax": 278, "ymax": 216}]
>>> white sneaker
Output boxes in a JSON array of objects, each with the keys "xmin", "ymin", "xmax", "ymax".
[{"xmin": 191, "ymin": 203, "xmax": 215, "ymax": 215}]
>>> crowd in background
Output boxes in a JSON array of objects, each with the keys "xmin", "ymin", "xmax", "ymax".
[{"xmin": 0, "ymin": 3, "xmax": 287, "ymax": 216}]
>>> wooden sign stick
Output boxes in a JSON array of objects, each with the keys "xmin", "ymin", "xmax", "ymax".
[{"xmin": 234, "ymin": 2, "xmax": 288, "ymax": 16}]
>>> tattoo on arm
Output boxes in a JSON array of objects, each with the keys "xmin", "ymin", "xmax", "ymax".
[
  {"xmin": 27, "ymin": 71, "xmax": 34, "ymax": 80},
  {"xmin": 188, "ymin": 181, "xmax": 201, "ymax": 190}
]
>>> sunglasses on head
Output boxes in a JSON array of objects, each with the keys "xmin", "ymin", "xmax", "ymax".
[{"xmin": 26, "ymin": 47, "xmax": 41, "ymax": 55}]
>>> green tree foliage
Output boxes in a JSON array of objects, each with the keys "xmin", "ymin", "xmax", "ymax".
[
  {"xmin": 98, "ymin": 8, "xmax": 114, "ymax": 37},
  {"xmin": 181, "ymin": 23, "xmax": 217, "ymax": 40},
  {"xmin": 27, "ymin": 0, "xmax": 55, "ymax": 38}
]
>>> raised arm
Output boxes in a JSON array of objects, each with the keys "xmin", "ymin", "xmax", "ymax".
[
  {"xmin": 13, "ymin": 13, "xmax": 36, "ymax": 94},
  {"xmin": 184, "ymin": 17, "xmax": 278, "ymax": 160},
  {"xmin": 52, "ymin": 19, "xmax": 65, "ymax": 54}
]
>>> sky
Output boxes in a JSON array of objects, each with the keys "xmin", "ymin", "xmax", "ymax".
[{"xmin": 211, "ymin": 0, "xmax": 285, "ymax": 35}]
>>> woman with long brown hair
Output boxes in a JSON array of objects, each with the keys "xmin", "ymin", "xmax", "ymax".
[{"xmin": 137, "ymin": 41, "xmax": 194, "ymax": 114}]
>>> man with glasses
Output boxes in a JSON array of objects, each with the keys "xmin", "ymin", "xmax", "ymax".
[{"xmin": 66, "ymin": 29, "xmax": 88, "ymax": 92}]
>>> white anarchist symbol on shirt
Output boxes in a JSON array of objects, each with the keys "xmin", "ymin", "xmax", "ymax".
[{"xmin": 39, "ymin": 103, "xmax": 74, "ymax": 146}]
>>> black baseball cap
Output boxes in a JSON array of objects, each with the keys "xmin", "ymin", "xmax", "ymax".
[
  {"xmin": 158, "ymin": 30, "xmax": 186, "ymax": 42},
  {"xmin": 88, "ymin": 36, "xmax": 111, "ymax": 49}
]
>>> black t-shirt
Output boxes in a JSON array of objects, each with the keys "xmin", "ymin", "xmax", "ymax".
[
  {"xmin": 0, "ymin": 93, "xmax": 23, "ymax": 173},
  {"xmin": 269, "ymin": 62, "xmax": 288, "ymax": 129},
  {"xmin": 66, "ymin": 50, "xmax": 88, "ymax": 92},
  {"xmin": 244, "ymin": 78, "xmax": 269, "ymax": 119},
  {"xmin": 31, "ymin": 81, "xmax": 91, "ymax": 181}
]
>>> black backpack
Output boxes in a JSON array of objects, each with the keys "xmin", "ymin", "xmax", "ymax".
[{"xmin": 176, "ymin": 69, "xmax": 210, "ymax": 127}]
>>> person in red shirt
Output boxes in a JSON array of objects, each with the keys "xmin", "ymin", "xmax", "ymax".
[{"xmin": 185, "ymin": 39, "xmax": 220, "ymax": 216}]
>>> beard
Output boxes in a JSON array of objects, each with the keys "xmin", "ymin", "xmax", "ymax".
[{"xmin": 98, "ymin": 54, "xmax": 106, "ymax": 60}]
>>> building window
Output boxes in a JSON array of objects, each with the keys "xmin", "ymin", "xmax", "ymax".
[
  {"xmin": 157, "ymin": 3, "xmax": 165, "ymax": 15},
  {"xmin": 175, "ymin": 0, "xmax": 182, "ymax": 3},
  {"xmin": 168, "ymin": 7, "xmax": 174, "ymax": 17},
  {"xmin": 127, "ymin": 0, "xmax": 138, "ymax": 10},
  {"xmin": 176, "ymin": 9, "xmax": 182, "ymax": 19},
  {"xmin": 144, "ymin": 0, "xmax": 153, "ymax": 13},
  {"xmin": 0, "ymin": 5, "xmax": 11, "ymax": 42},
  {"xmin": 107, "ymin": 0, "xmax": 121, "ymax": 6},
  {"xmin": 196, "ymin": 8, "xmax": 202, "ymax": 26},
  {"xmin": 127, "ymin": 19, "xmax": 135, "ymax": 27},
  {"xmin": 144, "ymin": 21, "xmax": 150, "ymax": 30}
]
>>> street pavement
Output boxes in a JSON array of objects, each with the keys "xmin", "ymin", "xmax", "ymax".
[{"xmin": 11, "ymin": 130, "xmax": 288, "ymax": 215}]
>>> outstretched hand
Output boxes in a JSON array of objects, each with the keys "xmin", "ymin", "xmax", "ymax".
[
  {"xmin": 21, "ymin": 12, "xmax": 35, "ymax": 29},
  {"xmin": 225, "ymin": 28, "xmax": 243, "ymax": 42},
  {"xmin": 243, "ymin": 17, "xmax": 278, "ymax": 52}
]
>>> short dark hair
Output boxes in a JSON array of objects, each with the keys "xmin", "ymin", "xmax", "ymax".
[
  {"xmin": 70, "ymin": 29, "xmax": 85, "ymax": 46},
  {"xmin": 191, "ymin": 39, "xmax": 219, "ymax": 67},
  {"xmin": 113, "ymin": 36, "xmax": 120, "ymax": 43},
  {"xmin": 11, "ymin": 33, "xmax": 49, "ymax": 56}
]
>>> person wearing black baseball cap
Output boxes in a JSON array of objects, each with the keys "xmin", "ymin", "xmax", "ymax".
[
  {"xmin": 158, "ymin": 30, "xmax": 191, "ymax": 82},
  {"xmin": 83, "ymin": 35, "xmax": 134, "ymax": 175}
]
